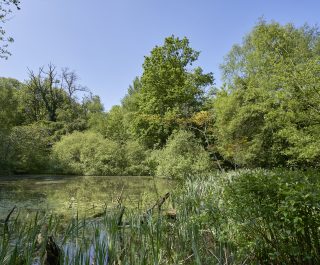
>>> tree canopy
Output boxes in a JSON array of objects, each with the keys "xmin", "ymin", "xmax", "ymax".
[
  {"xmin": 215, "ymin": 21, "xmax": 320, "ymax": 168},
  {"xmin": 132, "ymin": 36, "xmax": 214, "ymax": 147}
]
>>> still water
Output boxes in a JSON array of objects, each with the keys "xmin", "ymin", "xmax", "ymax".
[{"xmin": 0, "ymin": 175, "xmax": 171, "ymax": 220}]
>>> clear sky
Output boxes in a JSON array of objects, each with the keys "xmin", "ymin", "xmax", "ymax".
[{"xmin": 1, "ymin": 0, "xmax": 319, "ymax": 110}]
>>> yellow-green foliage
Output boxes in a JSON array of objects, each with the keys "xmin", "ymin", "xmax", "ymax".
[
  {"xmin": 154, "ymin": 130, "xmax": 212, "ymax": 178},
  {"xmin": 53, "ymin": 131, "xmax": 150, "ymax": 176},
  {"xmin": 4, "ymin": 125, "xmax": 50, "ymax": 173},
  {"xmin": 216, "ymin": 21, "xmax": 320, "ymax": 168},
  {"xmin": 53, "ymin": 131, "xmax": 122, "ymax": 175}
]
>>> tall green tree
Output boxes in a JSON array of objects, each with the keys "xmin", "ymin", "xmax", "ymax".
[
  {"xmin": 0, "ymin": 77, "xmax": 23, "ymax": 171},
  {"xmin": 133, "ymin": 36, "xmax": 213, "ymax": 147},
  {"xmin": 215, "ymin": 21, "xmax": 320, "ymax": 168},
  {"xmin": 83, "ymin": 94, "xmax": 107, "ymax": 133},
  {"xmin": 103, "ymin": 105, "xmax": 129, "ymax": 143}
]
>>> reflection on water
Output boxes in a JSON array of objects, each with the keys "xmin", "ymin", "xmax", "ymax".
[{"xmin": 0, "ymin": 175, "xmax": 171, "ymax": 220}]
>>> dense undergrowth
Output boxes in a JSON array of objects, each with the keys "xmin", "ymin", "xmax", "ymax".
[{"xmin": 1, "ymin": 169, "xmax": 319, "ymax": 264}]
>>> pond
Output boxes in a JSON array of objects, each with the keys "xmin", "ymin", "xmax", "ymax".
[{"xmin": 0, "ymin": 175, "xmax": 172, "ymax": 220}]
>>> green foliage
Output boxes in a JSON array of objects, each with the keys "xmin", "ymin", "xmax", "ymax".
[
  {"xmin": 52, "ymin": 131, "xmax": 150, "ymax": 176},
  {"xmin": 132, "ymin": 36, "xmax": 213, "ymax": 148},
  {"xmin": 218, "ymin": 169, "xmax": 320, "ymax": 264},
  {"xmin": 153, "ymin": 130, "xmax": 211, "ymax": 179},
  {"xmin": 53, "ymin": 131, "xmax": 122, "ymax": 175},
  {"xmin": 0, "ymin": 78, "xmax": 25, "ymax": 129},
  {"xmin": 4, "ymin": 125, "xmax": 51, "ymax": 173},
  {"xmin": 0, "ymin": 177, "xmax": 234, "ymax": 265},
  {"xmin": 121, "ymin": 76, "xmax": 142, "ymax": 113},
  {"xmin": 123, "ymin": 140, "xmax": 151, "ymax": 175},
  {"xmin": 83, "ymin": 94, "xmax": 106, "ymax": 133},
  {"xmin": 215, "ymin": 21, "xmax": 320, "ymax": 168},
  {"xmin": 2, "ymin": 169, "xmax": 319, "ymax": 264},
  {"xmin": 103, "ymin": 105, "xmax": 130, "ymax": 143}
]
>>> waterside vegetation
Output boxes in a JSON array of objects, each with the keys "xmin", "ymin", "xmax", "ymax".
[{"xmin": 1, "ymin": 169, "xmax": 320, "ymax": 264}]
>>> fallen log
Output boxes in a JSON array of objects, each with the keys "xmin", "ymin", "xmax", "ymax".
[{"xmin": 146, "ymin": 192, "xmax": 170, "ymax": 215}]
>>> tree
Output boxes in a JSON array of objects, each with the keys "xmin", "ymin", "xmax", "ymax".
[
  {"xmin": 4, "ymin": 125, "xmax": 51, "ymax": 173},
  {"xmin": 132, "ymin": 36, "xmax": 214, "ymax": 147},
  {"xmin": 83, "ymin": 94, "xmax": 107, "ymax": 133},
  {"xmin": 103, "ymin": 105, "xmax": 129, "ymax": 143},
  {"xmin": 26, "ymin": 64, "xmax": 87, "ymax": 122},
  {"xmin": 121, "ymin": 76, "xmax": 142, "ymax": 112},
  {"xmin": 0, "ymin": 77, "xmax": 22, "ymax": 130},
  {"xmin": 215, "ymin": 21, "xmax": 320, "ymax": 168},
  {"xmin": 0, "ymin": 0, "xmax": 20, "ymax": 59},
  {"xmin": 0, "ymin": 77, "xmax": 24, "ymax": 172}
]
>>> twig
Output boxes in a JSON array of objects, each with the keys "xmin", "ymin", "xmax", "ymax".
[{"xmin": 4, "ymin": 205, "xmax": 16, "ymax": 233}]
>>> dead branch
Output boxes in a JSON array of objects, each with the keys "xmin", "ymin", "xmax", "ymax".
[{"xmin": 146, "ymin": 192, "xmax": 170, "ymax": 215}]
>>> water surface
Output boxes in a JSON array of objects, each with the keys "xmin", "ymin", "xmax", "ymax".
[{"xmin": 0, "ymin": 175, "xmax": 171, "ymax": 220}]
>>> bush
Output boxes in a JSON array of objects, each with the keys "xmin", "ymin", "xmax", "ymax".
[
  {"xmin": 53, "ymin": 132, "xmax": 150, "ymax": 176},
  {"xmin": 52, "ymin": 131, "xmax": 124, "ymax": 175},
  {"xmin": 154, "ymin": 130, "xmax": 211, "ymax": 179},
  {"xmin": 123, "ymin": 140, "xmax": 150, "ymax": 175},
  {"xmin": 218, "ymin": 169, "xmax": 320, "ymax": 264},
  {"xmin": 4, "ymin": 125, "xmax": 51, "ymax": 173}
]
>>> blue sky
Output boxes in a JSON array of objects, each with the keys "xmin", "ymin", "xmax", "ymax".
[{"xmin": 1, "ymin": 0, "xmax": 319, "ymax": 110}]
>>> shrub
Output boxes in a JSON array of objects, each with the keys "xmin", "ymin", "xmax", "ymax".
[
  {"xmin": 52, "ymin": 131, "xmax": 124, "ymax": 175},
  {"xmin": 154, "ymin": 130, "xmax": 211, "ymax": 179},
  {"xmin": 4, "ymin": 125, "xmax": 51, "ymax": 173},
  {"xmin": 219, "ymin": 169, "xmax": 320, "ymax": 264},
  {"xmin": 123, "ymin": 140, "xmax": 150, "ymax": 175}
]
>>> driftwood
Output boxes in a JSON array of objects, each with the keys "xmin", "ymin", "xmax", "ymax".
[
  {"xmin": 145, "ymin": 192, "xmax": 177, "ymax": 220},
  {"xmin": 91, "ymin": 186, "xmax": 125, "ymax": 219},
  {"xmin": 140, "ymin": 192, "xmax": 174, "ymax": 224},
  {"xmin": 116, "ymin": 185, "xmax": 125, "ymax": 205},
  {"xmin": 36, "ymin": 225, "xmax": 61, "ymax": 265},
  {"xmin": 44, "ymin": 236, "xmax": 61, "ymax": 265},
  {"xmin": 146, "ymin": 192, "xmax": 170, "ymax": 215}
]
